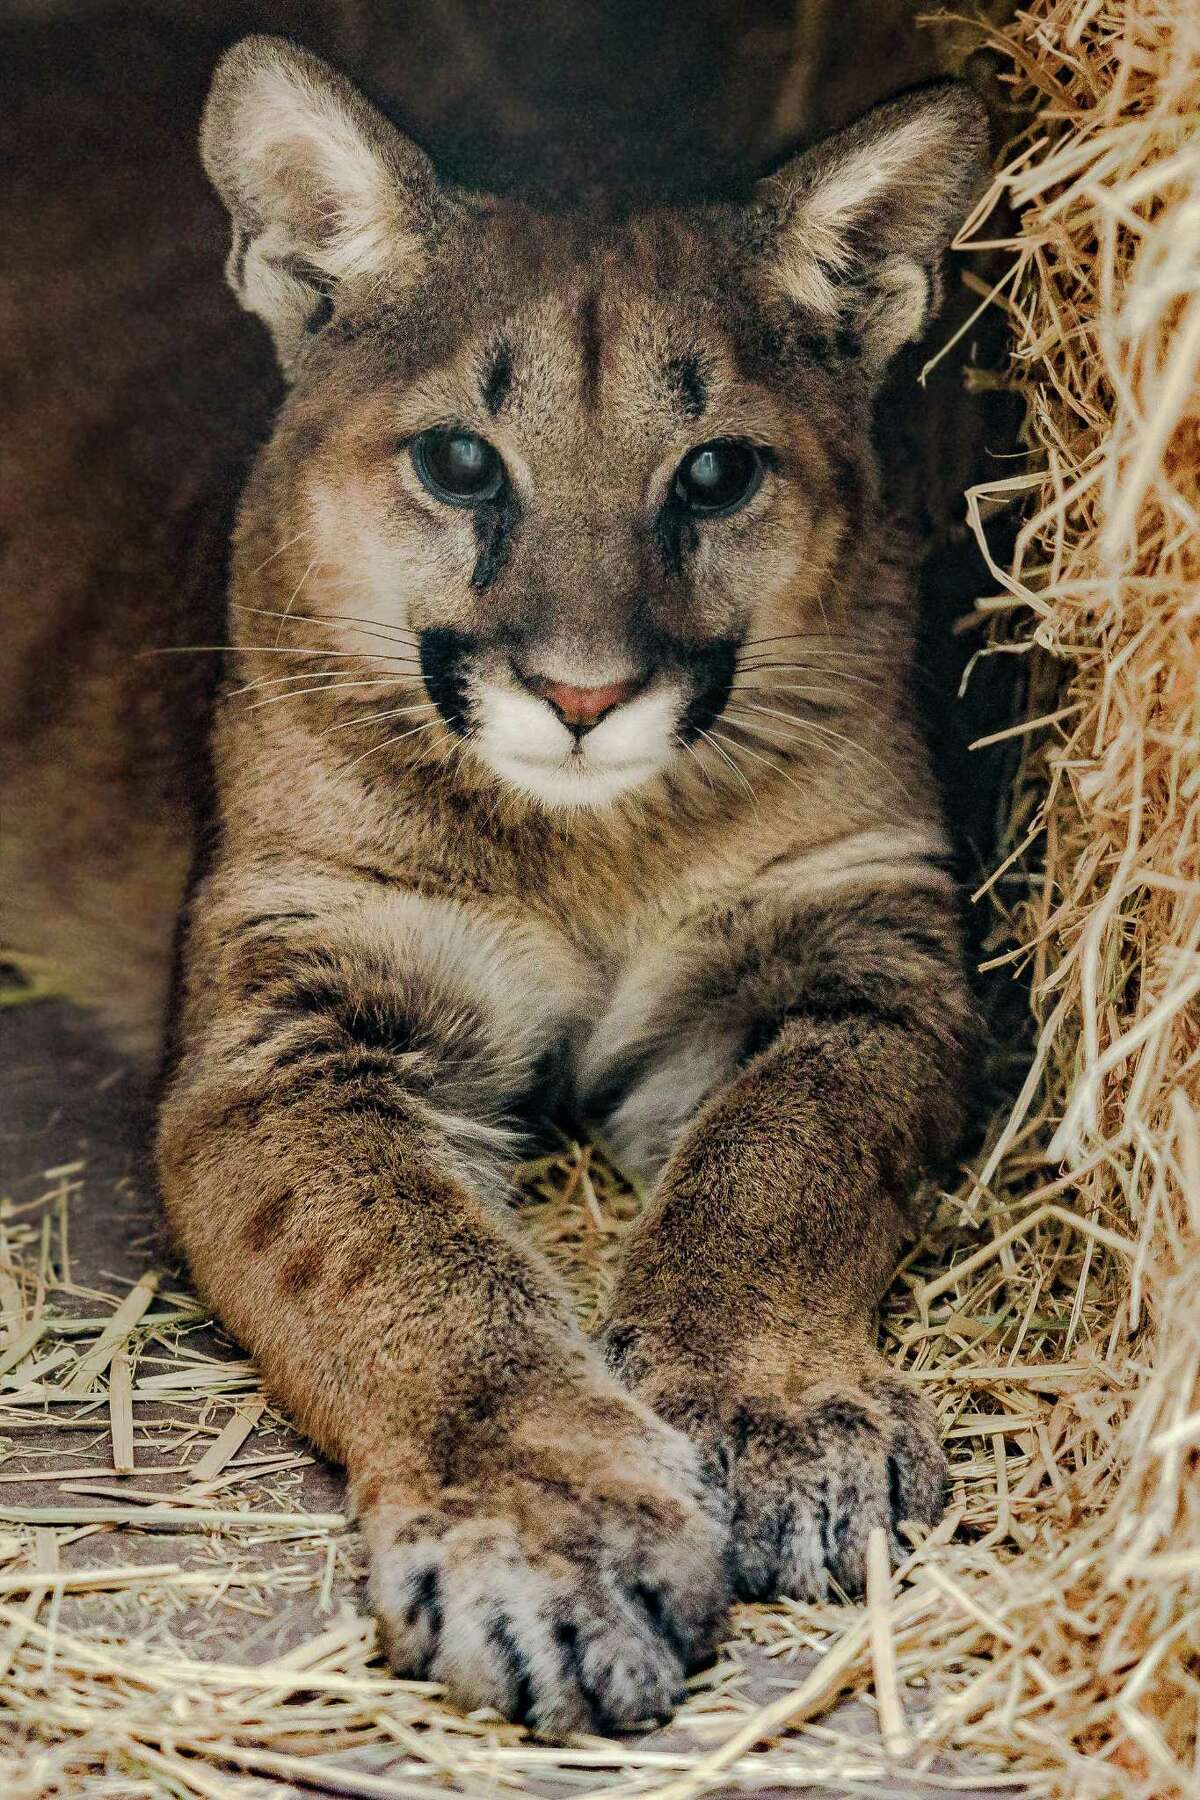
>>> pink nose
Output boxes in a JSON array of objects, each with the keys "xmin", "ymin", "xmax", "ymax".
[{"xmin": 526, "ymin": 675, "xmax": 639, "ymax": 732}]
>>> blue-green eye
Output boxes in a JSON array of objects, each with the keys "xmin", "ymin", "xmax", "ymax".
[
  {"xmin": 675, "ymin": 439, "xmax": 762, "ymax": 516},
  {"xmin": 412, "ymin": 428, "xmax": 505, "ymax": 506}
]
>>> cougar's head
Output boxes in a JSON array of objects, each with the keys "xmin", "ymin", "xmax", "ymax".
[{"xmin": 204, "ymin": 37, "xmax": 987, "ymax": 809}]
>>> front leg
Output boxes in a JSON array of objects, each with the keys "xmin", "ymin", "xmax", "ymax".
[
  {"xmin": 160, "ymin": 868, "xmax": 727, "ymax": 1732},
  {"xmin": 588, "ymin": 850, "xmax": 979, "ymax": 1601}
]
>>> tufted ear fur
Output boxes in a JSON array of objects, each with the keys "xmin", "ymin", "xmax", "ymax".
[
  {"xmin": 750, "ymin": 80, "xmax": 990, "ymax": 373},
  {"xmin": 201, "ymin": 35, "xmax": 444, "ymax": 372}
]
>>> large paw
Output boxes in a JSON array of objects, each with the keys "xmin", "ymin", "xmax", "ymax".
[
  {"xmin": 610, "ymin": 1362, "xmax": 946, "ymax": 1604},
  {"xmin": 359, "ymin": 1394, "xmax": 729, "ymax": 1736}
]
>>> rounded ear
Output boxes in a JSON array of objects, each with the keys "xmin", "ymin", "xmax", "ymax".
[
  {"xmin": 749, "ymin": 80, "xmax": 990, "ymax": 374},
  {"xmin": 201, "ymin": 35, "xmax": 445, "ymax": 373}
]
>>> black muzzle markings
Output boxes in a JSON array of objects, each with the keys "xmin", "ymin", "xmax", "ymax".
[
  {"xmin": 419, "ymin": 628, "xmax": 477, "ymax": 737},
  {"xmin": 676, "ymin": 637, "xmax": 739, "ymax": 741}
]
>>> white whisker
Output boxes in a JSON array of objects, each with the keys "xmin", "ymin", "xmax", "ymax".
[
  {"xmin": 275, "ymin": 558, "xmax": 321, "ymax": 644},
  {"xmin": 724, "ymin": 707, "xmax": 906, "ymax": 799},
  {"xmin": 736, "ymin": 655, "xmax": 881, "ymax": 675},
  {"xmin": 708, "ymin": 724, "xmax": 809, "ymax": 798},
  {"xmin": 342, "ymin": 718, "xmax": 443, "ymax": 772},
  {"xmin": 740, "ymin": 631, "xmax": 866, "ymax": 650},
  {"xmin": 320, "ymin": 702, "xmax": 437, "ymax": 737},
  {"xmin": 729, "ymin": 682, "xmax": 850, "ymax": 703},
  {"xmin": 242, "ymin": 677, "xmax": 419, "ymax": 712},
  {"xmin": 728, "ymin": 697, "xmax": 846, "ymax": 738},
  {"xmin": 232, "ymin": 601, "xmax": 420, "ymax": 653},
  {"xmin": 230, "ymin": 672, "xmax": 413, "ymax": 699},
  {"xmin": 247, "ymin": 526, "xmax": 313, "ymax": 576},
  {"xmin": 733, "ymin": 682, "xmax": 892, "ymax": 734},
  {"xmin": 142, "ymin": 645, "xmax": 416, "ymax": 663},
  {"xmin": 678, "ymin": 738, "xmax": 716, "ymax": 794},
  {"xmin": 693, "ymin": 726, "xmax": 758, "ymax": 811}
]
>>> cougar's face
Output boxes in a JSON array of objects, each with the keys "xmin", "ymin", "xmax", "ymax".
[
  {"xmin": 265, "ymin": 205, "xmax": 864, "ymax": 810},
  {"xmin": 212, "ymin": 40, "xmax": 982, "ymax": 811}
]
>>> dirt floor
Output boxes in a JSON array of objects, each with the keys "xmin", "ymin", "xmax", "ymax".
[{"xmin": 0, "ymin": 997, "xmax": 1021, "ymax": 1798}]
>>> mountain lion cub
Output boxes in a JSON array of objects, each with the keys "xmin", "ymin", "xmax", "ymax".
[{"xmin": 3, "ymin": 26, "xmax": 987, "ymax": 1735}]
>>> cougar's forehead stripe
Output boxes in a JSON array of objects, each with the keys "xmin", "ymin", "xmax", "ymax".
[
  {"xmin": 481, "ymin": 341, "xmax": 514, "ymax": 417},
  {"xmin": 664, "ymin": 352, "xmax": 708, "ymax": 421},
  {"xmin": 577, "ymin": 287, "xmax": 604, "ymax": 413}
]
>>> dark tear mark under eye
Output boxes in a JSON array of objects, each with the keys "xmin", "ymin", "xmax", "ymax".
[
  {"xmin": 419, "ymin": 627, "xmax": 475, "ymax": 737},
  {"xmin": 481, "ymin": 342, "xmax": 514, "ymax": 416},
  {"xmin": 653, "ymin": 496, "xmax": 699, "ymax": 579},
  {"xmin": 677, "ymin": 638, "xmax": 738, "ymax": 742},
  {"xmin": 665, "ymin": 353, "xmax": 708, "ymax": 420},
  {"xmin": 471, "ymin": 489, "xmax": 520, "ymax": 589},
  {"xmin": 577, "ymin": 288, "xmax": 603, "ymax": 411}
]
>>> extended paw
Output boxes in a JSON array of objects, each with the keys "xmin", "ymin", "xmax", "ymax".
[
  {"xmin": 360, "ymin": 1395, "xmax": 729, "ymax": 1735},
  {"xmin": 720, "ymin": 1377, "xmax": 946, "ymax": 1601},
  {"xmin": 608, "ymin": 1358, "xmax": 945, "ymax": 1604}
]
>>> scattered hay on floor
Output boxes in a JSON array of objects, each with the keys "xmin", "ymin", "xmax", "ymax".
[
  {"xmin": 0, "ymin": 1148, "xmax": 1035, "ymax": 1800},
  {"xmin": 1, "ymin": 0, "xmax": 1197, "ymax": 1794}
]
